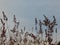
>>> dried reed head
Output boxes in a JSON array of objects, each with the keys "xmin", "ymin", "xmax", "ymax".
[
  {"xmin": 13, "ymin": 15, "xmax": 16, "ymax": 23},
  {"xmin": 35, "ymin": 18, "xmax": 38, "ymax": 25},
  {"xmin": 2, "ymin": 11, "xmax": 8, "ymax": 21}
]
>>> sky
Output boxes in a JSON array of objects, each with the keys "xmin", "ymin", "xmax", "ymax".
[{"xmin": 0, "ymin": 0, "xmax": 60, "ymax": 42}]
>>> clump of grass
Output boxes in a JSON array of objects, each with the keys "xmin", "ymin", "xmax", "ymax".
[{"xmin": 0, "ymin": 11, "xmax": 58, "ymax": 45}]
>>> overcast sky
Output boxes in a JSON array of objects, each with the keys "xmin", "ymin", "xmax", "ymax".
[{"xmin": 0, "ymin": 0, "xmax": 60, "ymax": 42}]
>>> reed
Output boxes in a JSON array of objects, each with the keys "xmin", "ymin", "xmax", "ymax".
[{"xmin": 0, "ymin": 11, "xmax": 59, "ymax": 45}]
